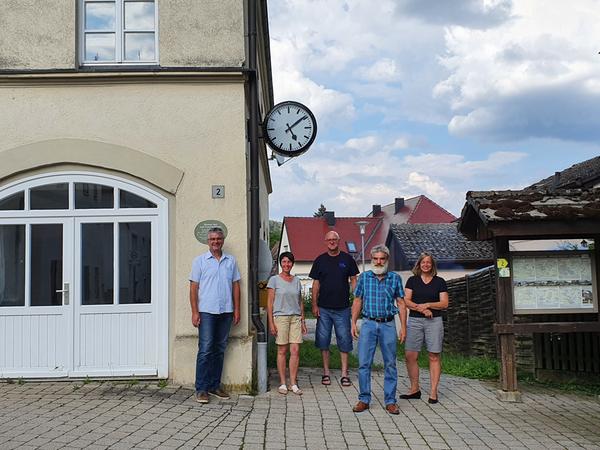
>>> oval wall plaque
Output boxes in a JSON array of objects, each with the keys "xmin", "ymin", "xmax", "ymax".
[{"xmin": 194, "ymin": 220, "xmax": 228, "ymax": 244}]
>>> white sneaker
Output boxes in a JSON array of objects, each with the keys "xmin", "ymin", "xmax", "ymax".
[{"xmin": 290, "ymin": 384, "xmax": 303, "ymax": 395}]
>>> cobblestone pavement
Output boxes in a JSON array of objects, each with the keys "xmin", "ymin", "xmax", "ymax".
[{"xmin": 1, "ymin": 368, "xmax": 599, "ymax": 449}]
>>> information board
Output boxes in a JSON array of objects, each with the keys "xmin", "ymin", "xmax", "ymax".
[{"xmin": 512, "ymin": 254, "xmax": 595, "ymax": 313}]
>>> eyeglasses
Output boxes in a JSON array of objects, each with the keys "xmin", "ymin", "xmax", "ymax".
[{"xmin": 325, "ymin": 238, "xmax": 339, "ymax": 242}]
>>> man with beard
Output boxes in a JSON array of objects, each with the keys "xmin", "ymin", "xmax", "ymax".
[{"xmin": 351, "ymin": 244, "xmax": 406, "ymax": 414}]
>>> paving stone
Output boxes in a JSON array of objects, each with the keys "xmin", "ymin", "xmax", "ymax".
[{"xmin": 1, "ymin": 369, "xmax": 600, "ymax": 450}]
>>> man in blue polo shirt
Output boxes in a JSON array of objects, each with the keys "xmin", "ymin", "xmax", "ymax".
[
  {"xmin": 189, "ymin": 227, "xmax": 241, "ymax": 404},
  {"xmin": 351, "ymin": 244, "xmax": 406, "ymax": 415}
]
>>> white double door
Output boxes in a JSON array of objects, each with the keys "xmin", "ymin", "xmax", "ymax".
[{"xmin": 0, "ymin": 216, "xmax": 158, "ymax": 378}]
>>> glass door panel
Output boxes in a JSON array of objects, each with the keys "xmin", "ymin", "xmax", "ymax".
[
  {"xmin": 81, "ymin": 223, "xmax": 114, "ymax": 305},
  {"xmin": 0, "ymin": 224, "xmax": 25, "ymax": 306},
  {"xmin": 31, "ymin": 224, "xmax": 63, "ymax": 306},
  {"xmin": 119, "ymin": 222, "xmax": 151, "ymax": 304}
]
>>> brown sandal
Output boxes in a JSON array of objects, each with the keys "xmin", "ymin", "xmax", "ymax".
[{"xmin": 340, "ymin": 376, "xmax": 352, "ymax": 387}]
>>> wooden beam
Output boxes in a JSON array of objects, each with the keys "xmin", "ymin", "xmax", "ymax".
[
  {"xmin": 488, "ymin": 219, "xmax": 599, "ymax": 237},
  {"xmin": 494, "ymin": 237, "xmax": 518, "ymax": 393},
  {"xmin": 495, "ymin": 322, "xmax": 600, "ymax": 334}
]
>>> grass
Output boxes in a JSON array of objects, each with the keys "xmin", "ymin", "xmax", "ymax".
[
  {"xmin": 268, "ymin": 338, "xmax": 599, "ymax": 396},
  {"xmin": 396, "ymin": 344, "xmax": 500, "ymax": 380},
  {"xmin": 268, "ymin": 339, "xmax": 358, "ymax": 369}
]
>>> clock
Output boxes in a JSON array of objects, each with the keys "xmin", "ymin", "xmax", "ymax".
[{"xmin": 263, "ymin": 101, "xmax": 317, "ymax": 157}]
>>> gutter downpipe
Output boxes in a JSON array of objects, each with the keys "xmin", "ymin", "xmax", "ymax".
[{"xmin": 248, "ymin": 0, "xmax": 268, "ymax": 394}]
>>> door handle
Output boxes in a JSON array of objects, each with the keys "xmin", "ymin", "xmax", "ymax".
[{"xmin": 56, "ymin": 283, "xmax": 70, "ymax": 305}]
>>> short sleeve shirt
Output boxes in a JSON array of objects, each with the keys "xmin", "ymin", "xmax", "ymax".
[
  {"xmin": 267, "ymin": 274, "xmax": 302, "ymax": 316},
  {"xmin": 189, "ymin": 251, "xmax": 241, "ymax": 314},
  {"xmin": 309, "ymin": 251, "xmax": 359, "ymax": 309},
  {"xmin": 405, "ymin": 275, "xmax": 447, "ymax": 318},
  {"xmin": 354, "ymin": 271, "xmax": 404, "ymax": 318}
]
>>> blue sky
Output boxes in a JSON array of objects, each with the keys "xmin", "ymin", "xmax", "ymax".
[{"xmin": 266, "ymin": 0, "xmax": 600, "ymax": 220}]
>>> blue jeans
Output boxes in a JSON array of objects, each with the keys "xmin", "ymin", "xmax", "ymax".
[
  {"xmin": 195, "ymin": 312, "xmax": 233, "ymax": 393},
  {"xmin": 315, "ymin": 307, "xmax": 353, "ymax": 353},
  {"xmin": 357, "ymin": 319, "xmax": 398, "ymax": 405}
]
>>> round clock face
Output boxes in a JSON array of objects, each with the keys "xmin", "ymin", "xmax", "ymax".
[{"xmin": 263, "ymin": 101, "xmax": 317, "ymax": 157}]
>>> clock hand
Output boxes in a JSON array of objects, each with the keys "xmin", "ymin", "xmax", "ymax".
[
  {"xmin": 285, "ymin": 123, "xmax": 298, "ymax": 140},
  {"xmin": 288, "ymin": 115, "xmax": 307, "ymax": 131}
]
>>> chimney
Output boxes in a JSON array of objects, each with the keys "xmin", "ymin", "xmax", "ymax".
[
  {"xmin": 324, "ymin": 211, "xmax": 335, "ymax": 226},
  {"xmin": 394, "ymin": 197, "xmax": 405, "ymax": 214},
  {"xmin": 372, "ymin": 204, "xmax": 381, "ymax": 216}
]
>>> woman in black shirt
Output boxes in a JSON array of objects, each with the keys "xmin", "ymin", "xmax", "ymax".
[{"xmin": 400, "ymin": 252, "xmax": 448, "ymax": 404}]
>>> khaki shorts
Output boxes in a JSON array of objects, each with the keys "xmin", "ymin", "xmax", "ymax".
[{"xmin": 274, "ymin": 315, "xmax": 303, "ymax": 345}]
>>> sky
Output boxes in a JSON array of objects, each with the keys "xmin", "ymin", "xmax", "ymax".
[{"xmin": 266, "ymin": 0, "xmax": 600, "ymax": 221}]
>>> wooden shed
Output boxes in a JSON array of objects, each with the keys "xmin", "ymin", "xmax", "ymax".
[{"xmin": 458, "ymin": 187, "xmax": 600, "ymax": 401}]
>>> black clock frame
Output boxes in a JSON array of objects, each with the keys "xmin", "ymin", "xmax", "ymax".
[{"xmin": 262, "ymin": 100, "xmax": 317, "ymax": 157}]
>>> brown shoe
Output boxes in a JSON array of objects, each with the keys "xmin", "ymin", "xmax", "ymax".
[
  {"xmin": 195, "ymin": 391, "xmax": 209, "ymax": 404},
  {"xmin": 386, "ymin": 403, "xmax": 400, "ymax": 415},
  {"xmin": 352, "ymin": 401, "xmax": 369, "ymax": 413},
  {"xmin": 208, "ymin": 387, "xmax": 230, "ymax": 399}
]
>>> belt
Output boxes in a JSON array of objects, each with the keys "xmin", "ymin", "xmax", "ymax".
[{"xmin": 366, "ymin": 316, "xmax": 394, "ymax": 323}]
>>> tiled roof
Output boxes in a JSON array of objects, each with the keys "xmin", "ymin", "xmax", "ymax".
[
  {"xmin": 371, "ymin": 195, "xmax": 457, "ymax": 224},
  {"xmin": 282, "ymin": 216, "xmax": 383, "ymax": 262},
  {"xmin": 528, "ymin": 156, "xmax": 600, "ymax": 190},
  {"xmin": 406, "ymin": 195, "xmax": 457, "ymax": 224},
  {"xmin": 367, "ymin": 195, "xmax": 457, "ymax": 246},
  {"xmin": 460, "ymin": 189, "xmax": 600, "ymax": 224},
  {"xmin": 282, "ymin": 195, "xmax": 457, "ymax": 264},
  {"xmin": 388, "ymin": 223, "xmax": 494, "ymax": 264}
]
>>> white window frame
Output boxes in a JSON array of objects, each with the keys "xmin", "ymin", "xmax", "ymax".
[{"xmin": 79, "ymin": 0, "xmax": 159, "ymax": 66}]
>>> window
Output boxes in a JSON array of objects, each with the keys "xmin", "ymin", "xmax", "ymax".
[
  {"xmin": 346, "ymin": 241, "xmax": 357, "ymax": 253},
  {"xmin": 81, "ymin": 0, "xmax": 157, "ymax": 65}
]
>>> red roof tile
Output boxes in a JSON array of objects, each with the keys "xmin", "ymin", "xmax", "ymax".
[
  {"xmin": 282, "ymin": 195, "xmax": 456, "ymax": 264},
  {"xmin": 366, "ymin": 195, "xmax": 456, "ymax": 245},
  {"xmin": 282, "ymin": 216, "xmax": 383, "ymax": 262},
  {"xmin": 406, "ymin": 195, "xmax": 457, "ymax": 224}
]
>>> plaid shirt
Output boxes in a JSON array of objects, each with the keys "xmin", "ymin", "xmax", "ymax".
[{"xmin": 354, "ymin": 271, "xmax": 404, "ymax": 319}]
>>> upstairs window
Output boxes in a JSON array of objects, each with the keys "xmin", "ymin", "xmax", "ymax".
[{"xmin": 81, "ymin": 0, "xmax": 157, "ymax": 65}]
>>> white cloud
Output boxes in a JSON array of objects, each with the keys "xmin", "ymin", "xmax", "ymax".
[
  {"xmin": 343, "ymin": 135, "xmax": 379, "ymax": 151},
  {"xmin": 356, "ymin": 58, "xmax": 400, "ymax": 83},
  {"xmin": 266, "ymin": 0, "xmax": 600, "ymax": 223},
  {"xmin": 269, "ymin": 136, "xmax": 530, "ymax": 218},
  {"xmin": 434, "ymin": 0, "xmax": 600, "ymax": 141},
  {"xmin": 268, "ymin": 0, "xmax": 452, "ymax": 126},
  {"xmin": 273, "ymin": 68, "xmax": 356, "ymax": 129},
  {"xmin": 407, "ymin": 172, "xmax": 449, "ymax": 199}
]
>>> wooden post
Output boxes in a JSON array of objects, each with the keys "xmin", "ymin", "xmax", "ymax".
[{"xmin": 494, "ymin": 237, "xmax": 521, "ymax": 401}]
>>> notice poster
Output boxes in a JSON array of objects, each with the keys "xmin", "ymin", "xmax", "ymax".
[{"xmin": 512, "ymin": 254, "xmax": 595, "ymax": 312}]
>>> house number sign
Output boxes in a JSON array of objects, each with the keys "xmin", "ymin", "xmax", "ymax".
[{"xmin": 212, "ymin": 185, "xmax": 225, "ymax": 198}]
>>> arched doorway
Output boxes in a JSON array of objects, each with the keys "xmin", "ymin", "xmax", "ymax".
[{"xmin": 0, "ymin": 172, "xmax": 168, "ymax": 378}]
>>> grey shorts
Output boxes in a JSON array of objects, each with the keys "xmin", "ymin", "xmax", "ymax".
[{"xmin": 405, "ymin": 316, "xmax": 444, "ymax": 353}]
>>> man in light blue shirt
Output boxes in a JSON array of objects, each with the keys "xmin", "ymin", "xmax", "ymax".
[{"xmin": 189, "ymin": 227, "xmax": 241, "ymax": 404}]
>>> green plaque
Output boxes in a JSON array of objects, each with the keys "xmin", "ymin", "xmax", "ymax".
[{"xmin": 194, "ymin": 220, "xmax": 228, "ymax": 244}]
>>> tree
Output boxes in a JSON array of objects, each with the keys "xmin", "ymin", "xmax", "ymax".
[
  {"xmin": 313, "ymin": 203, "xmax": 327, "ymax": 217},
  {"xmin": 268, "ymin": 220, "xmax": 282, "ymax": 247}
]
